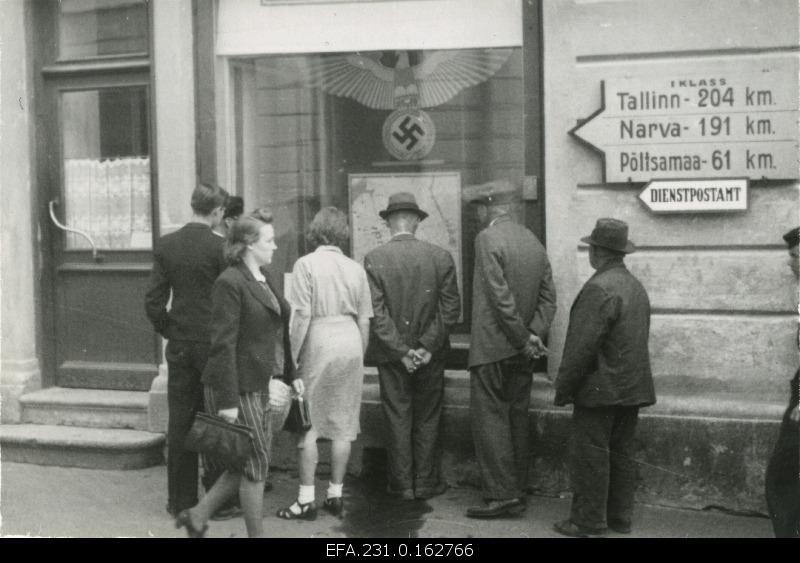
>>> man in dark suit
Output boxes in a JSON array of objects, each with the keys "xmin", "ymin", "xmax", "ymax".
[
  {"xmin": 764, "ymin": 226, "xmax": 800, "ymax": 538},
  {"xmin": 552, "ymin": 218, "xmax": 655, "ymax": 538},
  {"xmin": 365, "ymin": 192, "xmax": 461, "ymax": 500},
  {"xmin": 463, "ymin": 180, "xmax": 557, "ymax": 518},
  {"xmin": 144, "ymin": 183, "xmax": 227, "ymax": 517}
]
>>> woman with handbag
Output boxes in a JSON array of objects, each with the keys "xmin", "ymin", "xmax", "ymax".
[
  {"xmin": 176, "ymin": 210, "xmax": 303, "ymax": 538},
  {"xmin": 277, "ymin": 207, "xmax": 373, "ymax": 520}
]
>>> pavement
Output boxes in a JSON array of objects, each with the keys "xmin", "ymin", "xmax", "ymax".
[{"xmin": 0, "ymin": 461, "xmax": 774, "ymax": 539}]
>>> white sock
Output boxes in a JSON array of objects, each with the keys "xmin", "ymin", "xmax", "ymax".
[
  {"xmin": 327, "ymin": 482, "xmax": 343, "ymax": 499},
  {"xmin": 298, "ymin": 485, "xmax": 315, "ymax": 505}
]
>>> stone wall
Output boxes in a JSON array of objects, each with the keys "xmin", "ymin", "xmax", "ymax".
[{"xmin": 1, "ymin": 0, "xmax": 41, "ymax": 422}]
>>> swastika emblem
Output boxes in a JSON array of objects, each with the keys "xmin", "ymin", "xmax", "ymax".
[
  {"xmin": 392, "ymin": 117, "xmax": 425, "ymax": 149},
  {"xmin": 382, "ymin": 108, "xmax": 436, "ymax": 161}
]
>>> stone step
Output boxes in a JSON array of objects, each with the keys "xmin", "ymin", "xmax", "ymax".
[
  {"xmin": 0, "ymin": 424, "xmax": 165, "ymax": 470},
  {"xmin": 20, "ymin": 387, "xmax": 149, "ymax": 430}
]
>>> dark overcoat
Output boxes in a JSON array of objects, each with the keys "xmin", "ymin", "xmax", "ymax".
[
  {"xmin": 467, "ymin": 215, "xmax": 557, "ymax": 368},
  {"xmin": 364, "ymin": 233, "xmax": 461, "ymax": 363},
  {"xmin": 765, "ymin": 368, "xmax": 800, "ymax": 537},
  {"xmin": 554, "ymin": 262, "xmax": 655, "ymax": 407}
]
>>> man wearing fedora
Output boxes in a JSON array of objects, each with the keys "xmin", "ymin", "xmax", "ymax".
[
  {"xmin": 364, "ymin": 192, "xmax": 461, "ymax": 500},
  {"xmin": 553, "ymin": 218, "xmax": 655, "ymax": 537},
  {"xmin": 463, "ymin": 179, "xmax": 557, "ymax": 518}
]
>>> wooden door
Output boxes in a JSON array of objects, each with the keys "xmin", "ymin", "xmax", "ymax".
[{"xmin": 35, "ymin": 0, "xmax": 160, "ymax": 390}]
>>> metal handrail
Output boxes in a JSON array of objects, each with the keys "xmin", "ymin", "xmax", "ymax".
[{"xmin": 48, "ymin": 199, "xmax": 101, "ymax": 262}]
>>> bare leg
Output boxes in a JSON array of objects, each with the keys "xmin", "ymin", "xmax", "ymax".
[
  {"xmin": 188, "ymin": 470, "xmax": 240, "ymax": 528},
  {"xmin": 298, "ymin": 429, "xmax": 319, "ymax": 486},
  {"xmin": 239, "ymin": 477, "xmax": 265, "ymax": 537},
  {"xmin": 330, "ymin": 439, "xmax": 351, "ymax": 486},
  {"xmin": 277, "ymin": 430, "xmax": 320, "ymax": 518}
]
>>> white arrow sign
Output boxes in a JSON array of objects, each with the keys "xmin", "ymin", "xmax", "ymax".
[
  {"xmin": 569, "ymin": 58, "xmax": 799, "ymax": 183},
  {"xmin": 638, "ymin": 178, "xmax": 748, "ymax": 214}
]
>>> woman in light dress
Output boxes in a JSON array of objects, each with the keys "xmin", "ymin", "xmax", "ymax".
[{"xmin": 277, "ymin": 207, "xmax": 373, "ymax": 520}]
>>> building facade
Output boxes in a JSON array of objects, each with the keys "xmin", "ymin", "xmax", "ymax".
[{"xmin": 1, "ymin": 0, "xmax": 797, "ymax": 511}]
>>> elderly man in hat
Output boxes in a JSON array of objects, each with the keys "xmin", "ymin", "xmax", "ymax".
[
  {"xmin": 552, "ymin": 218, "xmax": 655, "ymax": 537},
  {"xmin": 364, "ymin": 192, "xmax": 461, "ymax": 500},
  {"xmin": 463, "ymin": 179, "xmax": 557, "ymax": 518},
  {"xmin": 764, "ymin": 227, "xmax": 800, "ymax": 538}
]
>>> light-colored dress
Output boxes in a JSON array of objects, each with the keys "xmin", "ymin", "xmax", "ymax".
[{"xmin": 288, "ymin": 246, "xmax": 374, "ymax": 441}]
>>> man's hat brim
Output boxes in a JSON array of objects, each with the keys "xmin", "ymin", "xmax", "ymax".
[
  {"xmin": 379, "ymin": 206, "xmax": 428, "ymax": 221},
  {"xmin": 580, "ymin": 235, "xmax": 636, "ymax": 254}
]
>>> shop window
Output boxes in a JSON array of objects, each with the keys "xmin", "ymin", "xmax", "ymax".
[
  {"xmin": 58, "ymin": 0, "xmax": 149, "ymax": 60},
  {"xmin": 232, "ymin": 47, "xmax": 524, "ymax": 329},
  {"xmin": 61, "ymin": 87, "xmax": 152, "ymax": 250}
]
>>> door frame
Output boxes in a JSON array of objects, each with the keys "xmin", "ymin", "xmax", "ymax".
[{"xmin": 32, "ymin": 0, "xmax": 161, "ymax": 390}]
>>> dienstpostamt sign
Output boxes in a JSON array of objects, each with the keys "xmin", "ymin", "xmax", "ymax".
[
  {"xmin": 638, "ymin": 178, "xmax": 748, "ymax": 214},
  {"xmin": 570, "ymin": 58, "xmax": 799, "ymax": 183}
]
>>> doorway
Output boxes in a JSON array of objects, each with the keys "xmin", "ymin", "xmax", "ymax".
[{"xmin": 34, "ymin": 0, "xmax": 160, "ymax": 391}]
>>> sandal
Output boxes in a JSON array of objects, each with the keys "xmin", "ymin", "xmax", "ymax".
[
  {"xmin": 276, "ymin": 499, "xmax": 317, "ymax": 521},
  {"xmin": 175, "ymin": 509, "xmax": 208, "ymax": 538}
]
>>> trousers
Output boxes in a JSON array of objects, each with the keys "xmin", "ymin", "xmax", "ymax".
[
  {"xmin": 165, "ymin": 340, "xmax": 209, "ymax": 513},
  {"xmin": 569, "ymin": 405, "xmax": 640, "ymax": 530},
  {"xmin": 378, "ymin": 357, "xmax": 445, "ymax": 496},
  {"xmin": 470, "ymin": 355, "xmax": 533, "ymax": 500}
]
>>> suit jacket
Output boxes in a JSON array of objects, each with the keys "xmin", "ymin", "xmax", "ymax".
[
  {"xmin": 468, "ymin": 215, "xmax": 557, "ymax": 367},
  {"xmin": 365, "ymin": 233, "xmax": 461, "ymax": 363},
  {"xmin": 201, "ymin": 262, "xmax": 297, "ymax": 410},
  {"xmin": 144, "ymin": 223, "xmax": 226, "ymax": 342},
  {"xmin": 554, "ymin": 262, "xmax": 655, "ymax": 408}
]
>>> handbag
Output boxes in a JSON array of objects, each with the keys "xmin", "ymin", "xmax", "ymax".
[
  {"xmin": 283, "ymin": 396, "xmax": 312, "ymax": 433},
  {"xmin": 184, "ymin": 412, "xmax": 256, "ymax": 470}
]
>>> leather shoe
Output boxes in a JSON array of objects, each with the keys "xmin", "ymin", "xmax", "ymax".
[
  {"xmin": 608, "ymin": 519, "xmax": 632, "ymax": 534},
  {"xmin": 175, "ymin": 509, "xmax": 208, "ymax": 538},
  {"xmin": 210, "ymin": 505, "xmax": 243, "ymax": 521},
  {"xmin": 466, "ymin": 498, "xmax": 525, "ymax": 518},
  {"xmin": 415, "ymin": 482, "xmax": 448, "ymax": 500},
  {"xmin": 323, "ymin": 497, "xmax": 344, "ymax": 517},
  {"xmin": 387, "ymin": 487, "xmax": 416, "ymax": 501},
  {"xmin": 553, "ymin": 519, "xmax": 606, "ymax": 538}
]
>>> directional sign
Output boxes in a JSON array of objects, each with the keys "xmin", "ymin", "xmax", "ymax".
[
  {"xmin": 638, "ymin": 178, "xmax": 748, "ymax": 214},
  {"xmin": 570, "ymin": 58, "xmax": 799, "ymax": 183}
]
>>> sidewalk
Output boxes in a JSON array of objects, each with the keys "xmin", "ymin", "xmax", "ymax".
[{"xmin": 0, "ymin": 461, "xmax": 773, "ymax": 538}]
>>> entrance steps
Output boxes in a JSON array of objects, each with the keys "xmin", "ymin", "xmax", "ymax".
[
  {"xmin": 19, "ymin": 387, "xmax": 150, "ymax": 430},
  {"xmin": 0, "ymin": 387, "xmax": 164, "ymax": 470}
]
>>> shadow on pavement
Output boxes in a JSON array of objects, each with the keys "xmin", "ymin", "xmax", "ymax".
[{"xmin": 331, "ymin": 448, "xmax": 433, "ymax": 538}]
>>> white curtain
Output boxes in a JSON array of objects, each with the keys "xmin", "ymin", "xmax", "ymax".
[{"xmin": 64, "ymin": 156, "xmax": 152, "ymax": 250}]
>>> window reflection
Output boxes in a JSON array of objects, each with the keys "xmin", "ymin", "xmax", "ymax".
[
  {"xmin": 62, "ymin": 87, "xmax": 151, "ymax": 250},
  {"xmin": 233, "ymin": 48, "xmax": 524, "ymax": 316},
  {"xmin": 59, "ymin": 0, "xmax": 148, "ymax": 60}
]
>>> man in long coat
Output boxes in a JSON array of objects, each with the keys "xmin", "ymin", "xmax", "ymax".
[
  {"xmin": 764, "ymin": 226, "xmax": 800, "ymax": 538},
  {"xmin": 365, "ymin": 192, "xmax": 461, "ymax": 500},
  {"xmin": 553, "ymin": 218, "xmax": 655, "ymax": 537},
  {"xmin": 464, "ymin": 180, "xmax": 557, "ymax": 518}
]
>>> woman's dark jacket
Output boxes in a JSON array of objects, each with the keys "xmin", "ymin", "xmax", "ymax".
[{"xmin": 202, "ymin": 262, "xmax": 296, "ymax": 410}]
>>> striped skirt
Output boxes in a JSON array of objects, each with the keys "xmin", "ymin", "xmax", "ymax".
[{"xmin": 203, "ymin": 387, "xmax": 272, "ymax": 482}]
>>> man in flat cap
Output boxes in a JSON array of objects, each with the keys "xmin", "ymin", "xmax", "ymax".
[
  {"xmin": 764, "ymin": 226, "xmax": 800, "ymax": 538},
  {"xmin": 552, "ymin": 218, "xmax": 655, "ymax": 537},
  {"xmin": 463, "ymin": 179, "xmax": 557, "ymax": 518},
  {"xmin": 364, "ymin": 192, "xmax": 461, "ymax": 500}
]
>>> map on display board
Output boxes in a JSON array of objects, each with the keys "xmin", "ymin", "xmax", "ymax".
[{"xmin": 348, "ymin": 172, "xmax": 463, "ymax": 312}]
